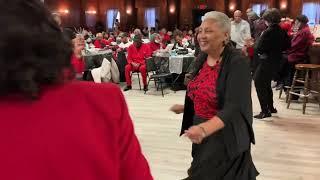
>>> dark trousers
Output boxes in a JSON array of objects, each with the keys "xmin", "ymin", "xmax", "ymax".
[
  {"xmin": 273, "ymin": 54, "xmax": 288, "ymax": 82},
  {"xmin": 284, "ymin": 63, "xmax": 296, "ymax": 87},
  {"xmin": 283, "ymin": 62, "xmax": 302, "ymax": 99},
  {"xmin": 254, "ymin": 62, "xmax": 275, "ymax": 113},
  {"xmin": 125, "ymin": 64, "xmax": 147, "ymax": 86}
]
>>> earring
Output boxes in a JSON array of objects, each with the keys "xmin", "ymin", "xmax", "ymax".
[{"xmin": 222, "ymin": 40, "xmax": 227, "ymax": 46}]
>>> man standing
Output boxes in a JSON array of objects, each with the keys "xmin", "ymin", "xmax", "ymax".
[
  {"xmin": 124, "ymin": 35, "xmax": 150, "ymax": 91},
  {"xmin": 231, "ymin": 10, "xmax": 251, "ymax": 49}
]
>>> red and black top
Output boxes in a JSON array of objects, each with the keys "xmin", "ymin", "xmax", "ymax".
[{"xmin": 187, "ymin": 60, "xmax": 220, "ymax": 119}]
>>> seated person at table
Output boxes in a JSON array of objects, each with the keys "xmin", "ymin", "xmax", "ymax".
[
  {"xmin": 109, "ymin": 33, "xmax": 116, "ymax": 43},
  {"xmin": 118, "ymin": 32, "xmax": 132, "ymax": 50},
  {"xmin": 173, "ymin": 32, "xmax": 190, "ymax": 49},
  {"xmin": 94, "ymin": 33, "xmax": 109, "ymax": 48},
  {"xmin": 64, "ymin": 29, "xmax": 86, "ymax": 80},
  {"xmin": 84, "ymin": 34, "xmax": 94, "ymax": 50},
  {"xmin": 280, "ymin": 18, "xmax": 293, "ymax": 36},
  {"xmin": 160, "ymin": 28, "xmax": 171, "ymax": 45},
  {"xmin": 284, "ymin": 15, "xmax": 314, "ymax": 98},
  {"xmin": 130, "ymin": 28, "xmax": 142, "ymax": 39},
  {"xmin": 148, "ymin": 33, "xmax": 164, "ymax": 55},
  {"xmin": 103, "ymin": 32, "xmax": 110, "ymax": 40},
  {"xmin": 124, "ymin": 35, "xmax": 151, "ymax": 91}
]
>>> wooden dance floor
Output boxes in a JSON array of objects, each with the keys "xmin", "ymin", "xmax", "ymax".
[{"xmin": 122, "ymin": 81, "xmax": 320, "ymax": 180}]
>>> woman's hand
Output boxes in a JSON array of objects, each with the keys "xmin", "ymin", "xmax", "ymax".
[
  {"xmin": 184, "ymin": 125, "xmax": 206, "ymax": 144},
  {"xmin": 170, "ymin": 104, "xmax": 184, "ymax": 114}
]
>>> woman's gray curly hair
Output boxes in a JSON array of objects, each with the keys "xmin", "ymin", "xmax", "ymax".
[{"xmin": 201, "ymin": 11, "xmax": 231, "ymax": 35}]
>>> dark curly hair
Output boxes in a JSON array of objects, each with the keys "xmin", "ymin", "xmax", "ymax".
[
  {"xmin": 262, "ymin": 8, "xmax": 281, "ymax": 24},
  {"xmin": 0, "ymin": 0, "xmax": 73, "ymax": 99},
  {"xmin": 296, "ymin": 15, "xmax": 309, "ymax": 24}
]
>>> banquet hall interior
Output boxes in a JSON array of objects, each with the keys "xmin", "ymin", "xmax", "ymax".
[{"xmin": 8, "ymin": 0, "xmax": 320, "ymax": 179}]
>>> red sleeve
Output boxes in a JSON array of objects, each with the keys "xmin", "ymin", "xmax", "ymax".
[
  {"xmin": 108, "ymin": 39, "xmax": 114, "ymax": 44},
  {"xmin": 289, "ymin": 32, "xmax": 311, "ymax": 53},
  {"xmin": 127, "ymin": 45, "xmax": 133, "ymax": 64},
  {"xmin": 117, "ymin": 89, "xmax": 153, "ymax": 180},
  {"xmin": 94, "ymin": 40, "xmax": 101, "ymax": 48},
  {"xmin": 145, "ymin": 43, "xmax": 152, "ymax": 58},
  {"xmin": 101, "ymin": 39, "xmax": 110, "ymax": 46}
]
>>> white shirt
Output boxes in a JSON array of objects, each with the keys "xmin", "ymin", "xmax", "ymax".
[
  {"xmin": 118, "ymin": 41, "xmax": 132, "ymax": 49},
  {"xmin": 231, "ymin": 19, "xmax": 251, "ymax": 49}
]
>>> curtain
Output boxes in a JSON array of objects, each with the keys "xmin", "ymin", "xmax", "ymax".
[
  {"xmin": 302, "ymin": 2, "xmax": 320, "ymax": 26},
  {"xmin": 107, "ymin": 9, "xmax": 119, "ymax": 30},
  {"xmin": 144, "ymin": 8, "xmax": 156, "ymax": 28},
  {"xmin": 112, "ymin": 10, "xmax": 119, "ymax": 30},
  {"xmin": 252, "ymin": 3, "xmax": 268, "ymax": 17}
]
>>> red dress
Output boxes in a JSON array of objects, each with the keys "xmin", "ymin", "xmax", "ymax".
[
  {"xmin": 187, "ymin": 61, "xmax": 220, "ymax": 119},
  {"xmin": 0, "ymin": 82, "xmax": 153, "ymax": 180},
  {"xmin": 147, "ymin": 42, "xmax": 160, "ymax": 54},
  {"xmin": 70, "ymin": 54, "xmax": 85, "ymax": 74}
]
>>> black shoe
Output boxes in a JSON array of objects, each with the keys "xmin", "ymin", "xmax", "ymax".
[
  {"xmin": 254, "ymin": 112, "xmax": 271, "ymax": 119},
  {"xmin": 123, "ymin": 86, "xmax": 132, "ymax": 91},
  {"xmin": 269, "ymin": 107, "xmax": 277, "ymax": 113},
  {"xmin": 143, "ymin": 85, "xmax": 148, "ymax": 91}
]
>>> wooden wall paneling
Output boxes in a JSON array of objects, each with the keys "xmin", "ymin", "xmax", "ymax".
[
  {"xmin": 289, "ymin": 0, "xmax": 302, "ymax": 18},
  {"xmin": 206, "ymin": 1, "xmax": 216, "ymax": 9},
  {"xmin": 137, "ymin": 7, "xmax": 145, "ymax": 28},
  {"xmin": 179, "ymin": 0, "xmax": 193, "ymax": 28},
  {"xmin": 44, "ymin": 0, "xmax": 308, "ymax": 32},
  {"xmin": 123, "ymin": 0, "xmax": 136, "ymax": 31},
  {"xmin": 214, "ymin": 0, "xmax": 226, "ymax": 12},
  {"xmin": 167, "ymin": 0, "xmax": 179, "ymax": 31},
  {"xmin": 160, "ymin": 0, "xmax": 169, "ymax": 29},
  {"xmin": 45, "ymin": 0, "xmax": 81, "ymax": 27}
]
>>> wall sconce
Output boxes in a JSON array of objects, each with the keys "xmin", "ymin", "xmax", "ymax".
[
  {"xmin": 169, "ymin": 6, "xmax": 175, "ymax": 14},
  {"xmin": 280, "ymin": 2, "xmax": 287, "ymax": 10},
  {"xmin": 126, "ymin": 7, "xmax": 132, "ymax": 15},
  {"xmin": 59, "ymin": 9, "xmax": 69, "ymax": 14},
  {"xmin": 85, "ymin": 10, "xmax": 97, "ymax": 14},
  {"xmin": 229, "ymin": 4, "xmax": 235, "ymax": 11}
]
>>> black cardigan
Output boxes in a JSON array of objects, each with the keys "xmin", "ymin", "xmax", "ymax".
[
  {"xmin": 256, "ymin": 24, "xmax": 290, "ymax": 63},
  {"xmin": 181, "ymin": 44, "xmax": 255, "ymax": 159}
]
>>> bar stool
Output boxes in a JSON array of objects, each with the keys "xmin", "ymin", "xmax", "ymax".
[{"xmin": 287, "ymin": 64, "xmax": 320, "ymax": 114}]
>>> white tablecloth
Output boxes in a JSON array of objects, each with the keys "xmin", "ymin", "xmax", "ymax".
[
  {"xmin": 83, "ymin": 49, "xmax": 113, "ymax": 57},
  {"xmin": 169, "ymin": 55, "xmax": 194, "ymax": 74}
]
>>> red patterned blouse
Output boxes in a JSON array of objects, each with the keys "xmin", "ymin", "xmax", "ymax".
[{"xmin": 187, "ymin": 61, "xmax": 220, "ymax": 119}]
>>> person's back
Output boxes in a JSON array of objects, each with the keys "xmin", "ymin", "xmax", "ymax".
[
  {"xmin": 257, "ymin": 24, "xmax": 290, "ymax": 62},
  {"xmin": 0, "ymin": 82, "xmax": 153, "ymax": 180},
  {"xmin": 0, "ymin": 0, "xmax": 152, "ymax": 179}
]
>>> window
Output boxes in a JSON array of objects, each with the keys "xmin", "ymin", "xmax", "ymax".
[
  {"xmin": 106, "ymin": 9, "xmax": 120, "ymax": 30},
  {"xmin": 302, "ymin": 2, "xmax": 320, "ymax": 26},
  {"xmin": 252, "ymin": 3, "xmax": 268, "ymax": 16},
  {"xmin": 144, "ymin": 8, "xmax": 156, "ymax": 28}
]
